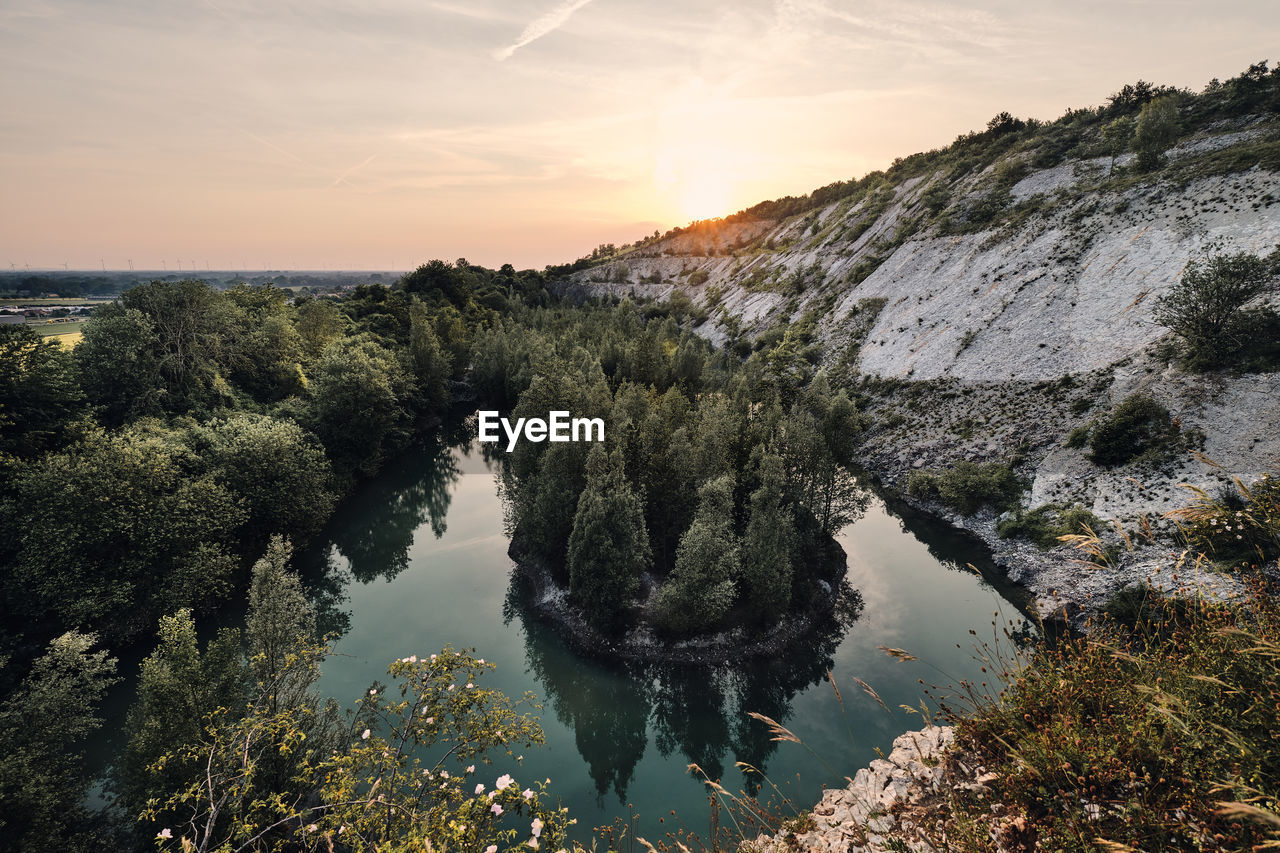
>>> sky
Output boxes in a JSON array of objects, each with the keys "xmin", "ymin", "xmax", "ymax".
[{"xmin": 1, "ymin": 0, "xmax": 1278, "ymax": 271}]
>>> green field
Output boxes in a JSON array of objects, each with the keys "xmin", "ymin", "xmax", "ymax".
[{"xmin": 0, "ymin": 297, "xmax": 107, "ymax": 306}]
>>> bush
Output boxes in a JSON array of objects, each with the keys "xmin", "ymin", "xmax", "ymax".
[
  {"xmin": 907, "ymin": 461, "xmax": 1023, "ymax": 515},
  {"xmin": 1154, "ymin": 250, "xmax": 1276, "ymax": 369},
  {"xmin": 1167, "ymin": 471, "xmax": 1280, "ymax": 567},
  {"xmin": 997, "ymin": 502, "xmax": 1103, "ymax": 548},
  {"xmin": 1088, "ymin": 394, "xmax": 1180, "ymax": 466},
  {"xmin": 952, "ymin": 580, "xmax": 1280, "ymax": 851},
  {"xmin": 1064, "ymin": 424, "xmax": 1090, "ymax": 448}
]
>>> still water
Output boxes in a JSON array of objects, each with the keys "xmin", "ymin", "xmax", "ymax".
[{"xmin": 297, "ymin": 429, "xmax": 1032, "ymax": 843}]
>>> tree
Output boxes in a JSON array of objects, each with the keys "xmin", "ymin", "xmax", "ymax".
[
  {"xmin": 741, "ymin": 454, "xmax": 795, "ymax": 623},
  {"xmin": 1133, "ymin": 95, "xmax": 1180, "ymax": 171},
  {"xmin": 74, "ymin": 304, "xmax": 163, "ymax": 425},
  {"xmin": 1155, "ymin": 250, "xmax": 1275, "ymax": 368},
  {"xmin": 147, "ymin": 649, "xmax": 572, "ymax": 853},
  {"xmin": 1102, "ymin": 116, "xmax": 1135, "ymax": 174},
  {"xmin": 118, "ymin": 610, "xmax": 245, "ymax": 839},
  {"xmin": 294, "ymin": 297, "xmax": 346, "ymax": 359},
  {"xmin": 654, "ymin": 475, "xmax": 740, "ymax": 634},
  {"xmin": 407, "ymin": 297, "xmax": 451, "ymax": 408},
  {"xmin": 193, "ymin": 414, "xmax": 336, "ymax": 546},
  {"xmin": 304, "ymin": 337, "xmax": 411, "ymax": 475},
  {"xmin": 6, "ymin": 427, "xmax": 244, "ymax": 639},
  {"xmin": 0, "ymin": 632, "xmax": 118, "ymax": 853},
  {"xmin": 566, "ymin": 445, "xmax": 651, "ymax": 632},
  {"xmin": 0, "ymin": 324, "xmax": 85, "ymax": 457}
]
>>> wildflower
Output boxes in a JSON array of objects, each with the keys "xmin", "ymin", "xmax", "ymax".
[
  {"xmin": 486, "ymin": 847, "xmax": 498, "ymax": 853},
  {"xmin": 361, "ymin": 729, "xmax": 371, "ymax": 740},
  {"xmin": 431, "ymin": 654, "xmax": 437, "ymax": 660},
  {"xmin": 441, "ymin": 770, "xmax": 449, "ymax": 778},
  {"xmin": 369, "ymin": 688, "xmax": 377, "ymax": 696},
  {"xmin": 476, "ymin": 783, "xmax": 485, "ymax": 794},
  {"xmin": 157, "ymin": 828, "xmax": 173, "ymax": 840},
  {"xmin": 523, "ymin": 788, "xmax": 534, "ymax": 800},
  {"xmin": 478, "ymin": 658, "xmax": 485, "ymax": 664},
  {"xmin": 408, "ymin": 655, "xmax": 418, "ymax": 663},
  {"xmin": 466, "ymin": 683, "xmax": 475, "ymax": 689},
  {"xmin": 491, "ymin": 803, "xmax": 503, "ymax": 815},
  {"xmin": 531, "ymin": 817, "xmax": 543, "ymax": 837},
  {"xmin": 306, "ymin": 824, "xmax": 317, "ymax": 833},
  {"xmin": 424, "ymin": 715, "xmax": 434, "ymax": 723},
  {"xmin": 448, "ymin": 684, "xmax": 456, "ymax": 691},
  {"xmin": 467, "ymin": 765, "xmax": 476, "ymax": 773},
  {"xmin": 496, "ymin": 773, "xmax": 513, "ymax": 789}
]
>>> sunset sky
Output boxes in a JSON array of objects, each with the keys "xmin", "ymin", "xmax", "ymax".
[{"xmin": 2, "ymin": 0, "xmax": 1278, "ymax": 271}]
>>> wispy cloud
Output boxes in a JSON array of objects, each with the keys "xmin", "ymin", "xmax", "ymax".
[{"xmin": 493, "ymin": 0, "xmax": 595, "ymax": 61}]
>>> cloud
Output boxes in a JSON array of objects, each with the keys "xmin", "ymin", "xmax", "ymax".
[{"xmin": 493, "ymin": 0, "xmax": 595, "ymax": 61}]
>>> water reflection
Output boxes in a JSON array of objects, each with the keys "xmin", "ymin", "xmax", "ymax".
[{"xmin": 505, "ymin": 571, "xmax": 863, "ymax": 802}]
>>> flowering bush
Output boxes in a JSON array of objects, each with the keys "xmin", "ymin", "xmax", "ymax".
[
  {"xmin": 147, "ymin": 646, "xmax": 574, "ymax": 853},
  {"xmin": 1167, "ymin": 472, "xmax": 1280, "ymax": 567}
]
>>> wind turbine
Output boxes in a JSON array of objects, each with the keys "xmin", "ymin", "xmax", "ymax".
[{"xmin": 128, "ymin": 259, "xmax": 134, "ymax": 271}]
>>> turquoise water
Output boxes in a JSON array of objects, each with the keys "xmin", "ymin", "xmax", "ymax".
[{"xmin": 296, "ymin": 430, "xmax": 1033, "ymax": 843}]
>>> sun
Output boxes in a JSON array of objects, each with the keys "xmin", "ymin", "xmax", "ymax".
[{"xmin": 655, "ymin": 140, "xmax": 738, "ymax": 223}]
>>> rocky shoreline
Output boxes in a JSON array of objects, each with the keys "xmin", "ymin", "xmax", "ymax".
[{"xmin": 508, "ymin": 539, "xmax": 861, "ymax": 666}]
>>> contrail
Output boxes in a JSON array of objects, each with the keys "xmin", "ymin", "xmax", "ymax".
[{"xmin": 493, "ymin": 0, "xmax": 596, "ymax": 61}]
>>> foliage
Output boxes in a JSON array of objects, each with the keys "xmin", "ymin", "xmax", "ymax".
[
  {"xmin": 1154, "ymin": 249, "xmax": 1277, "ymax": 369},
  {"xmin": 0, "ymin": 632, "xmax": 119, "ymax": 853},
  {"xmin": 951, "ymin": 579, "xmax": 1280, "ymax": 852},
  {"xmin": 1133, "ymin": 95, "xmax": 1181, "ymax": 171},
  {"xmin": 655, "ymin": 475, "xmax": 740, "ymax": 634},
  {"xmin": 1166, "ymin": 471, "xmax": 1280, "ymax": 567},
  {"xmin": 996, "ymin": 502, "xmax": 1103, "ymax": 549},
  {"xmin": 146, "ymin": 646, "xmax": 571, "ymax": 853},
  {"xmin": 0, "ymin": 324, "xmax": 86, "ymax": 457},
  {"xmin": 906, "ymin": 461, "xmax": 1023, "ymax": 515},
  {"xmin": 740, "ymin": 454, "xmax": 796, "ymax": 623},
  {"xmin": 1088, "ymin": 394, "xmax": 1181, "ymax": 466},
  {"xmin": 566, "ymin": 445, "xmax": 652, "ymax": 632}
]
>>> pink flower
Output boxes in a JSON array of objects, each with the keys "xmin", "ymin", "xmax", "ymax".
[
  {"xmin": 486, "ymin": 847, "xmax": 498, "ymax": 853},
  {"xmin": 476, "ymin": 783, "xmax": 485, "ymax": 794},
  {"xmin": 361, "ymin": 729, "xmax": 370, "ymax": 740},
  {"xmin": 156, "ymin": 828, "xmax": 172, "ymax": 840},
  {"xmin": 531, "ymin": 817, "xmax": 543, "ymax": 837},
  {"xmin": 523, "ymin": 788, "xmax": 534, "ymax": 800},
  {"xmin": 496, "ymin": 774, "xmax": 513, "ymax": 789},
  {"xmin": 491, "ymin": 803, "xmax": 503, "ymax": 815}
]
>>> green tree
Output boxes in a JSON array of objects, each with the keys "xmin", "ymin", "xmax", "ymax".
[
  {"xmin": 304, "ymin": 337, "xmax": 411, "ymax": 475},
  {"xmin": 6, "ymin": 427, "xmax": 244, "ymax": 639},
  {"xmin": 1133, "ymin": 95, "xmax": 1180, "ymax": 171},
  {"xmin": 0, "ymin": 632, "xmax": 119, "ymax": 853},
  {"xmin": 1155, "ymin": 250, "xmax": 1276, "ymax": 368},
  {"xmin": 407, "ymin": 297, "xmax": 452, "ymax": 408},
  {"xmin": 193, "ymin": 413, "xmax": 336, "ymax": 546},
  {"xmin": 118, "ymin": 610, "xmax": 245, "ymax": 838},
  {"xmin": 0, "ymin": 324, "xmax": 85, "ymax": 457},
  {"xmin": 741, "ymin": 454, "xmax": 795, "ymax": 622},
  {"xmin": 655, "ymin": 475, "xmax": 740, "ymax": 634},
  {"xmin": 566, "ymin": 445, "xmax": 651, "ymax": 632},
  {"xmin": 294, "ymin": 298, "xmax": 346, "ymax": 359},
  {"xmin": 147, "ymin": 649, "xmax": 571, "ymax": 853},
  {"xmin": 74, "ymin": 304, "xmax": 163, "ymax": 425}
]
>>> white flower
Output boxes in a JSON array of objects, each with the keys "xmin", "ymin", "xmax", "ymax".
[
  {"xmin": 467, "ymin": 764, "xmax": 476, "ymax": 773},
  {"xmin": 408, "ymin": 655, "xmax": 418, "ymax": 663},
  {"xmin": 369, "ymin": 689, "xmax": 377, "ymax": 696},
  {"xmin": 523, "ymin": 788, "xmax": 534, "ymax": 800},
  {"xmin": 157, "ymin": 828, "xmax": 172, "ymax": 840},
  {"xmin": 478, "ymin": 658, "xmax": 485, "ymax": 664},
  {"xmin": 476, "ymin": 783, "xmax": 485, "ymax": 794},
  {"xmin": 486, "ymin": 847, "xmax": 498, "ymax": 853},
  {"xmin": 491, "ymin": 803, "xmax": 503, "ymax": 815},
  {"xmin": 531, "ymin": 817, "xmax": 543, "ymax": 838},
  {"xmin": 466, "ymin": 683, "xmax": 475, "ymax": 689},
  {"xmin": 496, "ymin": 773, "xmax": 513, "ymax": 789},
  {"xmin": 430, "ymin": 654, "xmax": 437, "ymax": 660},
  {"xmin": 440, "ymin": 770, "xmax": 449, "ymax": 778},
  {"xmin": 448, "ymin": 684, "xmax": 456, "ymax": 691},
  {"xmin": 361, "ymin": 729, "xmax": 371, "ymax": 740},
  {"xmin": 424, "ymin": 715, "xmax": 434, "ymax": 723}
]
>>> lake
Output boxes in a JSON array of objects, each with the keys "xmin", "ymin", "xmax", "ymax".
[{"xmin": 294, "ymin": 428, "xmax": 1034, "ymax": 845}]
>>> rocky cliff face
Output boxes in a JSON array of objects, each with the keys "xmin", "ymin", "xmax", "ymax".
[{"xmin": 552, "ymin": 116, "xmax": 1280, "ymax": 625}]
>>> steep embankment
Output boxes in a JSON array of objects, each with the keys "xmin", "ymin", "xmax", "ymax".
[{"xmin": 552, "ymin": 114, "xmax": 1280, "ymax": 626}]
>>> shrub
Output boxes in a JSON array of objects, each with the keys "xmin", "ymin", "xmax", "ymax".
[
  {"xmin": 688, "ymin": 269, "xmax": 710, "ymax": 286},
  {"xmin": 952, "ymin": 580, "xmax": 1280, "ymax": 852},
  {"xmin": 997, "ymin": 502, "xmax": 1103, "ymax": 548},
  {"xmin": 1166, "ymin": 471, "xmax": 1280, "ymax": 567},
  {"xmin": 1064, "ymin": 424, "xmax": 1090, "ymax": 448},
  {"xmin": 1154, "ymin": 250, "xmax": 1276, "ymax": 369},
  {"xmin": 1088, "ymin": 394, "xmax": 1180, "ymax": 466},
  {"xmin": 907, "ymin": 461, "xmax": 1023, "ymax": 515}
]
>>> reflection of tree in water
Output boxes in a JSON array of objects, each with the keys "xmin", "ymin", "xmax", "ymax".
[
  {"xmin": 329, "ymin": 438, "xmax": 461, "ymax": 583},
  {"xmin": 505, "ymin": 576, "xmax": 862, "ymax": 803}
]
